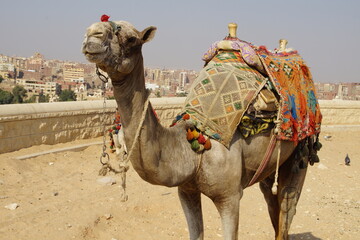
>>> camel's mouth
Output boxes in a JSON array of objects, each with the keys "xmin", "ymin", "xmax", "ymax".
[
  {"xmin": 83, "ymin": 51, "xmax": 104, "ymax": 61},
  {"xmin": 82, "ymin": 38, "xmax": 109, "ymax": 62}
]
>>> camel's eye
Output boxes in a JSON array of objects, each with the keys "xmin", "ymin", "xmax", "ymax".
[{"xmin": 127, "ymin": 37, "xmax": 137, "ymax": 43}]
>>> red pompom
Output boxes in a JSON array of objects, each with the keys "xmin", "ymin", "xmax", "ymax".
[
  {"xmin": 198, "ymin": 134, "xmax": 206, "ymax": 144},
  {"xmin": 101, "ymin": 14, "xmax": 110, "ymax": 22}
]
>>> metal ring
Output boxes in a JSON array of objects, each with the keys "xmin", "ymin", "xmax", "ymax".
[{"xmin": 100, "ymin": 152, "xmax": 110, "ymax": 165}]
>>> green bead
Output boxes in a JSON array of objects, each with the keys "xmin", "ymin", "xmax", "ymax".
[{"xmin": 191, "ymin": 140, "xmax": 200, "ymax": 150}]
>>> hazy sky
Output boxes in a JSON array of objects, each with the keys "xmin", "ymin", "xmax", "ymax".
[{"xmin": 1, "ymin": 0, "xmax": 359, "ymax": 83}]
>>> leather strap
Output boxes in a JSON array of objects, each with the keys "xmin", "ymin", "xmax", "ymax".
[{"xmin": 247, "ymin": 134, "xmax": 277, "ymax": 186}]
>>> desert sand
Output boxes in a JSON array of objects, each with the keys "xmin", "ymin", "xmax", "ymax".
[{"xmin": 0, "ymin": 127, "xmax": 359, "ymax": 240}]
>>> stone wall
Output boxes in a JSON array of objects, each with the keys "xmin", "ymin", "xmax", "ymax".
[
  {"xmin": 319, "ymin": 100, "xmax": 360, "ymax": 125},
  {"xmin": 0, "ymin": 98, "xmax": 184, "ymax": 153},
  {"xmin": 0, "ymin": 98, "xmax": 359, "ymax": 153}
]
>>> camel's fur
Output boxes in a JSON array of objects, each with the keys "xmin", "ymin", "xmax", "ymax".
[{"xmin": 82, "ymin": 20, "xmax": 311, "ymax": 240}]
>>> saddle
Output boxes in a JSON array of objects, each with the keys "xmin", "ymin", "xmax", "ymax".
[{"xmin": 172, "ymin": 37, "xmax": 322, "ymax": 152}]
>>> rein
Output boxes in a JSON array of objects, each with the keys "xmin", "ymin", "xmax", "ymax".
[
  {"xmin": 247, "ymin": 104, "xmax": 282, "ymax": 194},
  {"xmin": 96, "ymin": 66, "xmax": 150, "ymax": 201}
]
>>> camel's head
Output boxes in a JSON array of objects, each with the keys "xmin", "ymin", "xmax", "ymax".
[{"xmin": 82, "ymin": 19, "xmax": 156, "ymax": 75}]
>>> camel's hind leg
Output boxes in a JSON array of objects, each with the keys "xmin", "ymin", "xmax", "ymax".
[
  {"xmin": 260, "ymin": 155, "xmax": 308, "ymax": 240},
  {"xmin": 178, "ymin": 188, "xmax": 204, "ymax": 240}
]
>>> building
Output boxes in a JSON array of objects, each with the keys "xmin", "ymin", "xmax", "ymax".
[
  {"xmin": 336, "ymin": 83, "xmax": 360, "ymax": 100},
  {"xmin": 315, "ymin": 83, "xmax": 338, "ymax": 100},
  {"xmin": 315, "ymin": 82, "xmax": 360, "ymax": 100},
  {"xmin": 16, "ymin": 79, "xmax": 59, "ymax": 102},
  {"xmin": 16, "ymin": 79, "xmax": 58, "ymax": 95},
  {"xmin": 0, "ymin": 63, "xmax": 14, "ymax": 80},
  {"xmin": 63, "ymin": 64, "xmax": 85, "ymax": 83}
]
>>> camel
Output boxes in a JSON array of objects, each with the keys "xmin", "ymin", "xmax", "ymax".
[{"xmin": 82, "ymin": 19, "xmax": 318, "ymax": 240}]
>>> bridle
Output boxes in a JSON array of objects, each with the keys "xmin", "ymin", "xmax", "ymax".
[{"xmin": 108, "ymin": 21, "xmax": 122, "ymax": 35}]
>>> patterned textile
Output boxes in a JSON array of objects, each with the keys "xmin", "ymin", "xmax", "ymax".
[
  {"xmin": 239, "ymin": 114, "xmax": 276, "ymax": 138},
  {"xmin": 183, "ymin": 51, "xmax": 267, "ymax": 147},
  {"xmin": 202, "ymin": 38, "xmax": 265, "ymax": 74},
  {"xmin": 257, "ymin": 47, "xmax": 322, "ymax": 142}
]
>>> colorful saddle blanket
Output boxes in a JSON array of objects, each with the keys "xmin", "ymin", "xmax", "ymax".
[
  {"xmin": 183, "ymin": 51, "xmax": 267, "ymax": 147},
  {"xmin": 178, "ymin": 39, "xmax": 322, "ymax": 149},
  {"xmin": 257, "ymin": 47, "xmax": 322, "ymax": 141}
]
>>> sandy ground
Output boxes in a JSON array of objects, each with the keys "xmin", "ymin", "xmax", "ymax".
[{"xmin": 0, "ymin": 127, "xmax": 359, "ymax": 240}]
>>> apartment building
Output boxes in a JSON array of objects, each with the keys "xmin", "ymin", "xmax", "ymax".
[
  {"xmin": 63, "ymin": 64, "xmax": 85, "ymax": 83},
  {"xmin": 16, "ymin": 79, "xmax": 58, "ymax": 95}
]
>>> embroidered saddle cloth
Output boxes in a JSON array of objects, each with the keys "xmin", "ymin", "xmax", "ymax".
[
  {"xmin": 257, "ymin": 47, "xmax": 322, "ymax": 141},
  {"xmin": 181, "ymin": 41, "xmax": 322, "ymax": 148},
  {"xmin": 183, "ymin": 51, "xmax": 267, "ymax": 147}
]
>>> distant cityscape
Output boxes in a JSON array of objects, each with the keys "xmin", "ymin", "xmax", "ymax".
[
  {"xmin": 0, "ymin": 52, "xmax": 359, "ymax": 103},
  {"xmin": 0, "ymin": 53, "xmax": 198, "ymax": 103}
]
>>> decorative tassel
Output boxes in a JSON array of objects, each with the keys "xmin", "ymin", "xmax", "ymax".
[
  {"xmin": 192, "ymin": 129, "xmax": 199, "ymax": 139},
  {"xmin": 198, "ymin": 134, "xmax": 206, "ymax": 144},
  {"xmin": 272, "ymin": 144, "xmax": 281, "ymax": 195},
  {"xmin": 197, "ymin": 144, "xmax": 204, "ymax": 153},
  {"xmin": 191, "ymin": 140, "xmax": 200, "ymax": 150},
  {"xmin": 212, "ymin": 133, "xmax": 221, "ymax": 140},
  {"xmin": 186, "ymin": 129, "xmax": 194, "ymax": 141},
  {"xmin": 204, "ymin": 138, "xmax": 212, "ymax": 150},
  {"xmin": 182, "ymin": 113, "xmax": 190, "ymax": 120}
]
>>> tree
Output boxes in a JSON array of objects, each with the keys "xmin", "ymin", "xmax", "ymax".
[
  {"xmin": 12, "ymin": 85, "xmax": 27, "ymax": 103},
  {"xmin": 25, "ymin": 95, "xmax": 37, "ymax": 103},
  {"xmin": 155, "ymin": 90, "xmax": 161, "ymax": 98},
  {"xmin": 0, "ymin": 89, "xmax": 14, "ymax": 104},
  {"xmin": 38, "ymin": 91, "xmax": 49, "ymax": 103},
  {"xmin": 59, "ymin": 89, "xmax": 76, "ymax": 101}
]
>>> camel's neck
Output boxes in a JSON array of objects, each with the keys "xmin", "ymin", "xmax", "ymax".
[
  {"xmin": 110, "ymin": 56, "xmax": 148, "ymax": 130},
  {"xmin": 111, "ymin": 55, "xmax": 150, "ymax": 153},
  {"xmin": 110, "ymin": 55, "xmax": 197, "ymax": 186}
]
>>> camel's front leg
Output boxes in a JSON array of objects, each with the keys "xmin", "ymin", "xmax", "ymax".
[
  {"xmin": 178, "ymin": 188, "xmax": 204, "ymax": 240},
  {"xmin": 213, "ymin": 194, "xmax": 241, "ymax": 240}
]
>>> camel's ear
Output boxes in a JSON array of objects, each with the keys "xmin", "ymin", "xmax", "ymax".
[{"xmin": 141, "ymin": 26, "xmax": 157, "ymax": 43}]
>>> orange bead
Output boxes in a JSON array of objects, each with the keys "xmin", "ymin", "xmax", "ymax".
[
  {"xmin": 186, "ymin": 128, "xmax": 194, "ymax": 141},
  {"xmin": 182, "ymin": 113, "xmax": 190, "ymax": 120},
  {"xmin": 204, "ymin": 138, "xmax": 212, "ymax": 150}
]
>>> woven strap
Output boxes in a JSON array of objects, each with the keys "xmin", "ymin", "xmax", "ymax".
[{"xmin": 247, "ymin": 134, "xmax": 277, "ymax": 187}]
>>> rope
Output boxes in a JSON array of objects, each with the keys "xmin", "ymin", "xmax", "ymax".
[
  {"xmin": 195, "ymin": 153, "xmax": 203, "ymax": 176},
  {"xmin": 95, "ymin": 66, "xmax": 151, "ymax": 201},
  {"xmin": 98, "ymin": 95, "xmax": 150, "ymax": 202},
  {"xmin": 125, "ymin": 97, "xmax": 150, "ymax": 165},
  {"xmin": 271, "ymin": 146, "xmax": 281, "ymax": 195},
  {"xmin": 271, "ymin": 107, "xmax": 283, "ymax": 195}
]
